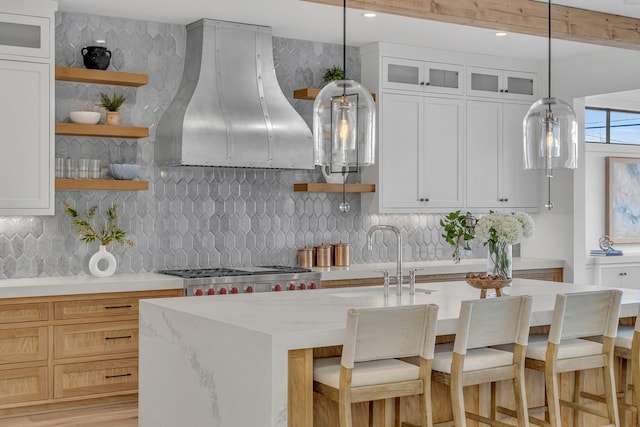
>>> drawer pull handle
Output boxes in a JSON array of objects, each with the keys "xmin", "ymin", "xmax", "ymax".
[
  {"xmin": 105, "ymin": 373, "xmax": 133, "ymax": 379},
  {"xmin": 105, "ymin": 335, "xmax": 132, "ymax": 340},
  {"xmin": 104, "ymin": 305, "xmax": 133, "ymax": 309}
]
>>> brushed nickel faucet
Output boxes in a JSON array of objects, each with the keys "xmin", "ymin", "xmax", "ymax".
[{"xmin": 366, "ymin": 225, "xmax": 403, "ymax": 296}]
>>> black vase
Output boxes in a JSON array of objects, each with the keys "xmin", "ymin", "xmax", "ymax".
[{"xmin": 81, "ymin": 46, "xmax": 111, "ymax": 70}]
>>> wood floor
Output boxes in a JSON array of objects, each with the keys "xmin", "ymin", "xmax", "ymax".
[{"xmin": 0, "ymin": 403, "xmax": 137, "ymax": 427}]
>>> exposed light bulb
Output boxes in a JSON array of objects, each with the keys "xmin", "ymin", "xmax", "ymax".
[{"xmin": 338, "ymin": 110, "xmax": 350, "ymax": 144}]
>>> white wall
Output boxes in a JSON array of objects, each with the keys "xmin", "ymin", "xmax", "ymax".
[{"xmin": 552, "ymin": 46, "xmax": 640, "ymax": 283}]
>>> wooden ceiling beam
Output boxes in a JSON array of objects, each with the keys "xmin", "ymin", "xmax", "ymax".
[{"xmin": 303, "ymin": 0, "xmax": 640, "ymax": 50}]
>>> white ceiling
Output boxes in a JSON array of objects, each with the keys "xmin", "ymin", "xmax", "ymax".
[{"xmin": 56, "ymin": 0, "xmax": 640, "ymax": 62}]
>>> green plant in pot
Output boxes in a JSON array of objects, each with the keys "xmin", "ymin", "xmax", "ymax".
[
  {"xmin": 322, "ymin": 66, "xmax": 344, "ymax": 83},
  {"xmin": 440, "ymin": 210, "xmax": 476, "ymax": 263},
  {"xmin": 64, "ymin": 202, "xmax": 134, "ymax": 278},
  {"xmin": 98, "ymin": 92, "xmax": 125, "ymax": 125}
]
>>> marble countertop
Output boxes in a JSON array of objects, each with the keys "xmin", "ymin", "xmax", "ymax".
[
  {"xmin": 314, "ymin": 257, "xmax": 565, "ymax": 281},
  {"xmin": 138, "ymin": 279, "xmax": 640, "ymax": 427},
  {"xmin": 0, "ymin": 257, "xmax": 563, "ymax": 298},
  {"xmin": 0, "ymin": 273, "xmax": 183, "ymax": 298}
]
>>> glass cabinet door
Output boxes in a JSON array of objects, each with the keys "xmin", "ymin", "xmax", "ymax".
[
  {"xmin": 424, "ymin": 62, "xmax": 464, "ymax": 95},
  {"xmin": 504, "ymin": 70, "xmax": 537, "ymax": 101},
  {"xmin": 0, "ymin": 12, "xmax": 49, "ymax": 58},
  {"xmin": 383, "ymin": 57, "xmax": 424, "ymax": 91},
  {"xmin": 467, "ymin": 66, "xmax": 502, "ymax": 98}
]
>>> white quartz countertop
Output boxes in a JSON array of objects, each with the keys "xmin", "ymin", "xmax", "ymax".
[
  {"xmin": 0, "ymin": 273, "xmax": 183, "ymax": 298},
  {"xmin": 314, "ymin": 257, "xmax": 565, "ymax": 281}
]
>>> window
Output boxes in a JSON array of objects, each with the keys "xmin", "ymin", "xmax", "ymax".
[{"xmin": 586, "ymin": 107, "xmax": 640, "ymax": 145}]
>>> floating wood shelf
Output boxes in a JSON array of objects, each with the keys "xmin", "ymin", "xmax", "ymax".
[
  {"xmin": 55, "ymin": 123, "xmax": 149, "ymax": 138},
  {"xmin": 293, "ymin": 88, "xmax": 376, "ymax": 101},
  {"xmin": 293, "ymin": 183, "xmax": 376, "ymax": 193},
  {"xmin": 55, "ymin": 66, "xmax": 148, "ymax": 87},
  {"xmin": 55, "ymin": 179, "xmax": 148, "ymax": 191}
]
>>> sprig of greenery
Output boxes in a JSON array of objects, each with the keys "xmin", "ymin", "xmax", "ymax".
[
  {"xmin": 98, "ymin": 92, "xmax": 126, "ymax": 112},
  {"xmin": 440, "ymin": 210, "xmax": 475, "ymax": 263},
  {"xmin": 322, "ymin": 66, "xmax": 344, "ymax": 82},
  {"xmin": 63, "ymin": 202, "xmax": 134, "ymax": 247}
]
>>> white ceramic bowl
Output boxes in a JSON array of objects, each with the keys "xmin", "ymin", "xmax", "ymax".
[
  {"xmin": 108, "ymin": 163, "xmax": 139, "ymax": 180},
  {"xmin": 69, "ymin": 111, "xmax": 101, "ymax": 124}
]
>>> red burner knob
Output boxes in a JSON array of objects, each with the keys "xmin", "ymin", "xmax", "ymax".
[
  {"xmin": 246, "ymin": 286, "xmax": 254, "ymax": 293},
  {"xmin": 195, "ymin": 289, "xmax": 204, "ymax": 296},
  {"xmin": 219, "ymin": 288, "xmax": 228, "ymax": 295},
  {"xmin": 310, "ymin": 282, "xmax": 317, "ymax": 289},
  {"xmin": 299, "ymin": 283, "xmax": 307, "ymax": 290},
  {"xmin": 207, "ymin": 288, "xmax": 215, "ymax": 295},
  {"xmin": 231, "ymin": 287, "xmax": 239, "ymax": 294},
  {"xmin": 273, "ymin": 284, "xmax": 282, "ymax": 292},
  {"xmin": 288, "ymin": 283, "xmax": 296, "ymax": 291}
]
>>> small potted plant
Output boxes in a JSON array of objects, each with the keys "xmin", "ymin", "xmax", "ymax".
[
  {"xmin": 440, "ymin": 210, "xmax": 476, "ymax": 263},
  {"xmin": 64, "ymin": 202, "xmax": 134, "ymax": 277},
  {"xmin": 322, "ymin": 66, "xmax": 344, "ymax": 84},
  {"xmin": 98, "ymin": 92, "xmax": 126, "ymax": 125}
]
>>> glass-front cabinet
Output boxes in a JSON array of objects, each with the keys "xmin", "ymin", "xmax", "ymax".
[
  {"xmin": 467, "ymin": 66, "xmax": 537, "ymax": 101},
  {"xmin": 383, "ymin": 57, "xmax": 464, "ymax": 96},
  {"xmin": 0, "ymin": 12, "xmax": 50, "ymax": 58}
]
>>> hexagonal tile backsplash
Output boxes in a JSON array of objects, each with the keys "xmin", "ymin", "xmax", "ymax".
[{"xmin": 0, "ymin": 12, "xmax": 485, "ymax": 280}]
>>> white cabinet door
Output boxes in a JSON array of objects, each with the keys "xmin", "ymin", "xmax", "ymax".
[
  {"xmin": 380, "ymin": 93, "xmax": 422, "ymax": 210},
  {"xmin": 0, "ymin": 12, "xmax": 50, "ymax": 59},
  {"xmin": 598, "ymin": 265, "xmax": 640, "ymax": 288},
  {"xmin": 0, "ymin": 60, "xmax": 52, "ymax": 214},
  {"xmin": 501, "ymin": 103, "xmax": 539, "ymax": 208},
  {"xmin": 503, "ymin": 70, "xmax": 537, "ymax": 101},
  {"xmin": 420, "ymin": 97, "xmax": 464, "ymax": 208},
  {"xmin": 466, "ymin": 100, "xmax": 501, "ymax": 207}
]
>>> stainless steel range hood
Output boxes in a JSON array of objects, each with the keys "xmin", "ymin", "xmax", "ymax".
[{"xmin": 155, "ymin": 19, "xmax": 313, "ymax": 169}]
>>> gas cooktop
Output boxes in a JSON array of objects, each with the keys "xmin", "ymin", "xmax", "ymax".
[{"xmin": 160, "ymin": 266, "xmax": 312, "ymax": 279}]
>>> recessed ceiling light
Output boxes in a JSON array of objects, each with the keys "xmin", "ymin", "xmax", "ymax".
[
  {"xmin": 495, "ymin": 32, "xmax": 507, "ymax": 37},
  {"xmin": 363, "ymin": 12, "xmax": 376, "ymax": 18}
]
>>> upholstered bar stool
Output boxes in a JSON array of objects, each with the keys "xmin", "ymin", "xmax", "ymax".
[
  {"xmin": 523, "ymin": 289, "xmax": 622, "ymax": 427},
  {"xmin": 431, "ymin": 295, "xmax": 533, "ymax": 427},
  {"xmin": 608, "ymin": 306, "xmax": 640, "ymax": 426},
  {"xmin": 313, "ymin": 304, "xmax": 439, "ymax": 427}
]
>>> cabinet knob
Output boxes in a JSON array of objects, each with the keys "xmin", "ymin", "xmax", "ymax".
[
  {"xmin": 425, "ymin": 82, "xmax": 430, "ymax": 86},
  {"xmin": 499, "ymin": 89, "xmax": 504, "ymax": 93},
  {"xmin": 504, "ymin": 89, "xmax": 509, "ymax": 93},
  {"xmin": 619, "ymin": 272, "xmax": 628, "ymax": 276},
  {"xmin": 419, "ymin": 82, "xmax": 425, "ymax": 85},
  {"xmin": 419, "ymin": 198, "xmax": 429, "ymax": 202}
]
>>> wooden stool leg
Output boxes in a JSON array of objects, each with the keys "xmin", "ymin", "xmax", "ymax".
[
  {"xmin": 620, "ymin": 358, "xmax": 629, "ymax": 427},
  {"xmin": 573, "ymin": 370, "xmax": 583, "ymax": 427},
  {"xmin": 603, "ymin": 358, "xmax": 620, "ymax": 427},
  {"xmin": 545, "ymin": 369, "xmax": 561, "ymax": 427},
  {"xmin": 371, "ymin": 400, "xmax": 385, "ymax": 427},
  {"xmin": 513, "ymin": 346, "xmax": 530, "ymax": 427},
  {"xmin": 451, "ymin": 354, "xmax": 467, "ymax": 427}
]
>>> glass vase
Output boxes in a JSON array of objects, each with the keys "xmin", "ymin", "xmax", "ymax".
[{"xmin": 487, "ymin": 241, "xmax": 512, "ymax": 279}]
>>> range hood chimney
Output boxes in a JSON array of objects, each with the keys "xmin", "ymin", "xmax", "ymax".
[{"xmin": 155, "ymin": 19, "xmax": 313, "ymax": 169}]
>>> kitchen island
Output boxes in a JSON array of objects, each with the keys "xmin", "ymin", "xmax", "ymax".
[{"xmin": 138, "ymin": 279, "xmax": 640, "ymax": 427}]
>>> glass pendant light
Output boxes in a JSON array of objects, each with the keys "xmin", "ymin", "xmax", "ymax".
[
  {"xmin": 312, "ymin": 0, "xmax": 376, "ymax": 213},
  {"xmin": 523, "ymin": 0, "xmax": 577, "ymax": 210}
]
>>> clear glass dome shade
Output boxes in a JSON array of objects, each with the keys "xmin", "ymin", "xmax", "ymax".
[
  {"xmin": 313, "ymin": 80, "xmax": 376, "ymax": 171},
  {"xmin": 523, "ymin": 97, "xmax": 578, "ymax": 175}
]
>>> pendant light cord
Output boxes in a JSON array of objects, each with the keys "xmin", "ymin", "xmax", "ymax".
[
  {"xmin": 548, "ymin": 0, "xmax": 551, "ymax": 98},
  {"xmin": 342, "ymin": 0, "xmax": 347, "ymax": 97}
]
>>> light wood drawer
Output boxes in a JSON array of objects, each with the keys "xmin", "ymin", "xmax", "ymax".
[
  {"xmin": 54, "ymin": 321, "xmax": 138, "ymax": 359},
  {"xmin": 0, "ymin": 327, "xmax": 48, "ymax": 364},
  {"xmin": 54, "ymin": 297, "xmax": 139, "ymax": 320},
  {"xmin": 0, "ymin": 366, "xmax": 47, "ymax": 405},
  {"xmin": 54, "ymin": 358, "xmax": 138, "ymax": 398},
  {"xmin": 0, "ymin": 302, "xmax": 48, "ymax": 324}
]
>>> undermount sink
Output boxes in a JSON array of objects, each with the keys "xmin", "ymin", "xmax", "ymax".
[{"xmin": 328, "ymin": 287, "xmax": 434, "ymax": 298}]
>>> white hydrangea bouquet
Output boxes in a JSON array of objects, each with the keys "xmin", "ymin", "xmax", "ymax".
[{"xmin": 474, "ymin": 211, "xmax": 534, "ymax": 278}]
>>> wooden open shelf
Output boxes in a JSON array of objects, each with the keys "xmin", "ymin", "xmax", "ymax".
[
  {"xmin": 293, "ymin": 88, "xmax": 376, "ymax": 101},
  {"xmin": 55, "ymin": 123, "xmax": 149, "ymax": 138},
  {"xmin": 293, "ymin": 183, "xmax": 376, "ymax": 193},
  {"xmin": 55, "ymin": 179, "xmax": 148, "ymax": 191},
  {"xmin": 55, "ymin": 66, "xmax": 148, "ymax": 87}
]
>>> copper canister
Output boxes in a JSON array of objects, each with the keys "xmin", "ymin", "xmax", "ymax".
[
  {"xmin": 315, "ymin": 244, "xmax": 333, "ymax": 267},
  {"xmin": 333, "ymin": 243, "xmax": 351, "ymax": 267},
  {"xmin": 297, "ymin": 248, "xmax": 314, "ymax": 268}
]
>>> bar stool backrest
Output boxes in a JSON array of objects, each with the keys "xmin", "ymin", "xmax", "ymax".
[
  {"xmin": 454, "ymin": 296, "xmax": 532, "ymax": 355},
  {"xmin": 548, "ymin": 290, "xmax": 621, "ymax": 345},
  {"xmin": 341, "ymin": 304, "xmax": 439, "ymax": 369}
]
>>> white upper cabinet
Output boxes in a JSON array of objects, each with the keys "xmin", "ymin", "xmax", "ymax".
[
  {"xmin": 467, "ymin": 66, "xmax": 537, "ymax": 101},
  {"xmin": 466, "ymin": 100, "xmax": 538, "ymax": 209},
  {"xmin": 382, "ymin": 57, "xmax": 464, "ymax": 96},
  {"xmin": 367, "ymin": 93, "xmax": 463, "ymax": 213},
  {"xmin": 0, "ymin": 0, "xmax": 56, "ymax": 216}
]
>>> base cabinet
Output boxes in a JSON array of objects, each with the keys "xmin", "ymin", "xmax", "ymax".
[
  {"xmin": 0, "ymin": 288, "xmax": 182, "ymax": 418},
  {"xmin": 592, "ymin": 257, "xmax": 640, "ymax": 288}
]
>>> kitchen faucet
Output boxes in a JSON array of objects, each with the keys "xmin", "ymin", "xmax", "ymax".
[{"xmin": 366, "ymin": 225, "xmax": 404, "ymax": 296}]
